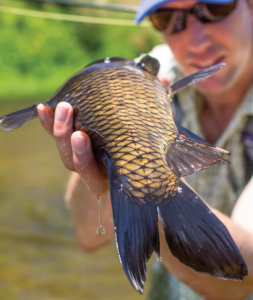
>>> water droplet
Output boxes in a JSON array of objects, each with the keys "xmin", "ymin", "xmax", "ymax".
[
  {"xmin": 157, "ymin": 256, "xmax": 162, "ymax": 262},
  {"xmin": 97, "ymin": 225, "xmax": 105, "ymax": 235},
  {"xmin": 97, "ymin": 196, "xmax": 105, "ymax": 236}
]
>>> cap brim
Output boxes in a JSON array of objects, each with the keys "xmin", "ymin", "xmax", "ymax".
[{"xmin": 135, "ymin": 0, "xmax": 234, "ymax": 23}]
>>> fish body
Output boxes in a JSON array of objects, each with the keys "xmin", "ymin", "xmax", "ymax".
[
  {"xmin": 67, "ymin": 58, "xmax": 178, "ymax": 204},
  {"xmin": 0, "ymin": 56, "xmax": 248, "ymax": 293}
]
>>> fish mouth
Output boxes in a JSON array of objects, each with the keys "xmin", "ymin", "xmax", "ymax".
[{"xmin": 188, "ymin": 56, "xmax": 226, "ymax": 72}]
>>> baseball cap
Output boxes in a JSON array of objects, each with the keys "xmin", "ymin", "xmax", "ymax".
[{"xmin": 135, "ymin": 0, "xmax": 234, "ymax": 23}]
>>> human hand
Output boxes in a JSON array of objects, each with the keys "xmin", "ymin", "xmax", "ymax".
[
  {"xmin": 157, "ymin": 73, "xmax": 171, "ymax": 86},
  {"xmin": 37, "ymin": 102, "xmax": 109, "ymax": 196}
]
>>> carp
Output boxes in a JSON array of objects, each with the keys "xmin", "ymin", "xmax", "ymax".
[{"xmin": 0, "ymin": 55, "xmax": 248, "ymax": 293}]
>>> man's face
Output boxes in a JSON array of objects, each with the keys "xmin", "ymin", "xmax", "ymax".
[{"xmin": 160, "ymin": 0, "xmax": 253, "ymax": 95}]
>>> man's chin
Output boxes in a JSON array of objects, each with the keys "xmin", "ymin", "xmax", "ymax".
[
  {"xmin": 180, "ymin": 63, "xmax": 232, "ymax": 96},
  {"xmin": 195, "ymin": 78, "xmax": 230, "ymax": 97}
]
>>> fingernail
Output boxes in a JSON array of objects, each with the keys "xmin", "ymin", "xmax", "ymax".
[
  {"xmin": 72, "ymin": 133, "xmax": 86, "ymax": 155},
  {"xmin": 56, "ymin": 103, "xmax": 69, "ymax": 124},
  {"xmin": 37, "ymin": 104, "xmax": 45, "ymax": 122}
]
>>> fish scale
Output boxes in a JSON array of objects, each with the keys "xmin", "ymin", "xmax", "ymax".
[{"xmin": 0, "ymin": 56, "xmax": 248, "ymax": 294}]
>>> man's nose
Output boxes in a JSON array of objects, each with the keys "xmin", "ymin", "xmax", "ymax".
[{"xmin": 187, "ymin": 14, "xmax": 212, "ymax": 53}]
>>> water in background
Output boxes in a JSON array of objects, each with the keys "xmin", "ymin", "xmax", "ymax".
[{"xmin": 0, "ymin": 101, "xmax": 153, "ymax": 300}]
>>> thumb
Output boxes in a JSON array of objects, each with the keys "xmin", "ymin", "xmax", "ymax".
[{"xmin": 157, "ymin": 74, "xmax": 171, "ymax": 86}]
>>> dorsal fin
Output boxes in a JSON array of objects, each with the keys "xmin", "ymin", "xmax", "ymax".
[{"xmin": 137, "ymin": 55, "xmax": 160, "ymax": 76}]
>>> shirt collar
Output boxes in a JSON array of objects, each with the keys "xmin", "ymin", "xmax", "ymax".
[{"xmin": 175, "ymin": 75, "xmax": 253, "ymax": 147}]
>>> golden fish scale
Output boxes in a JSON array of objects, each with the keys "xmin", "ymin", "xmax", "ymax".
[{"xmin": 66, "ymin": 63, "xmax": 179, "ymax": 204}]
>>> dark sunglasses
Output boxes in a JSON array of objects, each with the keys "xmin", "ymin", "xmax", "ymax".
[{"xmin": 149, "ymin": 0, "xmax": 237, "ymax": 35}]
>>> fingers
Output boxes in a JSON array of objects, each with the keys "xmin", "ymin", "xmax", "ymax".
[
  {"xmin": 54, "ymin": 102, "xmax": 75, "ymax": 171},
  {"xmin": 37, "ymin": 103, "xmax": 55, "ymax": 136},
  {"xmin": 157, "ymin": 74, "xmax": 171, "ymax": 86},
  {"xmin": 38, "ymin": 102, "xmax": 74, "ymax": 170},
  {"xmin": 38, "ymin": 102, "xmax": 109, "ymax": 195},
  {"xmin": 71, "ymin": 131, "xmax": 109, "ymax": 196}
]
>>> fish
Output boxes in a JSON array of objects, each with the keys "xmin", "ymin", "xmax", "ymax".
[{"xmin": 0, "ymin": 55, "xmax": 248, "ymax": 294}]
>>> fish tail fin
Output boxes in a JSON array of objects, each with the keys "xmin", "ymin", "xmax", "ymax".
[
  {"xmin": 107, "ymin": 155, "xmax": 160, "ymax": 294},
  {"xmin": 111, "ymin": 190, "xmax": 160, "ymax": 294},
  {"xmin": 170, "ymin": 63, "xmax": 225, "ymax": 94},
  {"xmin": 158, "ymin": 180, "xmax": 248, "ymax": 280},
  {"xmin": 0, "ymin": 105, "xmax": 38, "ymax": 131}
]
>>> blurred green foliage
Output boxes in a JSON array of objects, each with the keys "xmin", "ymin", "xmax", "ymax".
[{"xmin": 0, "ymin": 1, "xmax": 162, "ymax": 102}]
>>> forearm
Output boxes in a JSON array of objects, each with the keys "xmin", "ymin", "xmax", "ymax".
[
  {"xmin": 159, "ymin": 207, "xmax": 253, "ymax": 300},
  {"xmin": 231, "ymin": 179, "xmax": 253, "ymax": 234},
  {"xmin": 65, "ymin": 172, "xmax": 114, "ymax": 252}
]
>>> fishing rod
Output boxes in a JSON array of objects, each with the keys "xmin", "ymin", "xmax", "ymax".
[
  {"xmin": 1, "ymin": 0, "xmax": 149, "ymax": 27},
  {"xmin": 0, "ymin": 5, "xmax": 148, "ymax": 26},
  {"xmin": 9, "ymin": 0, "xmax": 138, "ymax": 13}
]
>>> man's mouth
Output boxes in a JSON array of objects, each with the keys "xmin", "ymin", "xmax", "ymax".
[{"xmin": 189, "ymin": 56, "xmax": 225, "ymax": 71}]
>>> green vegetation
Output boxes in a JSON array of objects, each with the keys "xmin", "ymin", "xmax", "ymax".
[{"xmin": 0, "ymin": 1, "xmax": 162, "ymax": 102}]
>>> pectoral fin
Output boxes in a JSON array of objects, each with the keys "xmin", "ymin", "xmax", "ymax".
[
  {"xmin": 170, "ymin": 63, "xmax": 225, "ymax": 94},
  {"xmin": 166, "ymin": 135, "xmax": 230, "ymax": 177}
]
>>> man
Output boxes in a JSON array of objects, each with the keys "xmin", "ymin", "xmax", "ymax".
[{"xmin": 37, "ymin": 0, "xmax": 253, "ymax": 298}]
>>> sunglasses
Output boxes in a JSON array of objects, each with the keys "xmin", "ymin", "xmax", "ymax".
[{"xmin": 149, "ymin": 0, "xmax": 237, "ymax": 35}]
